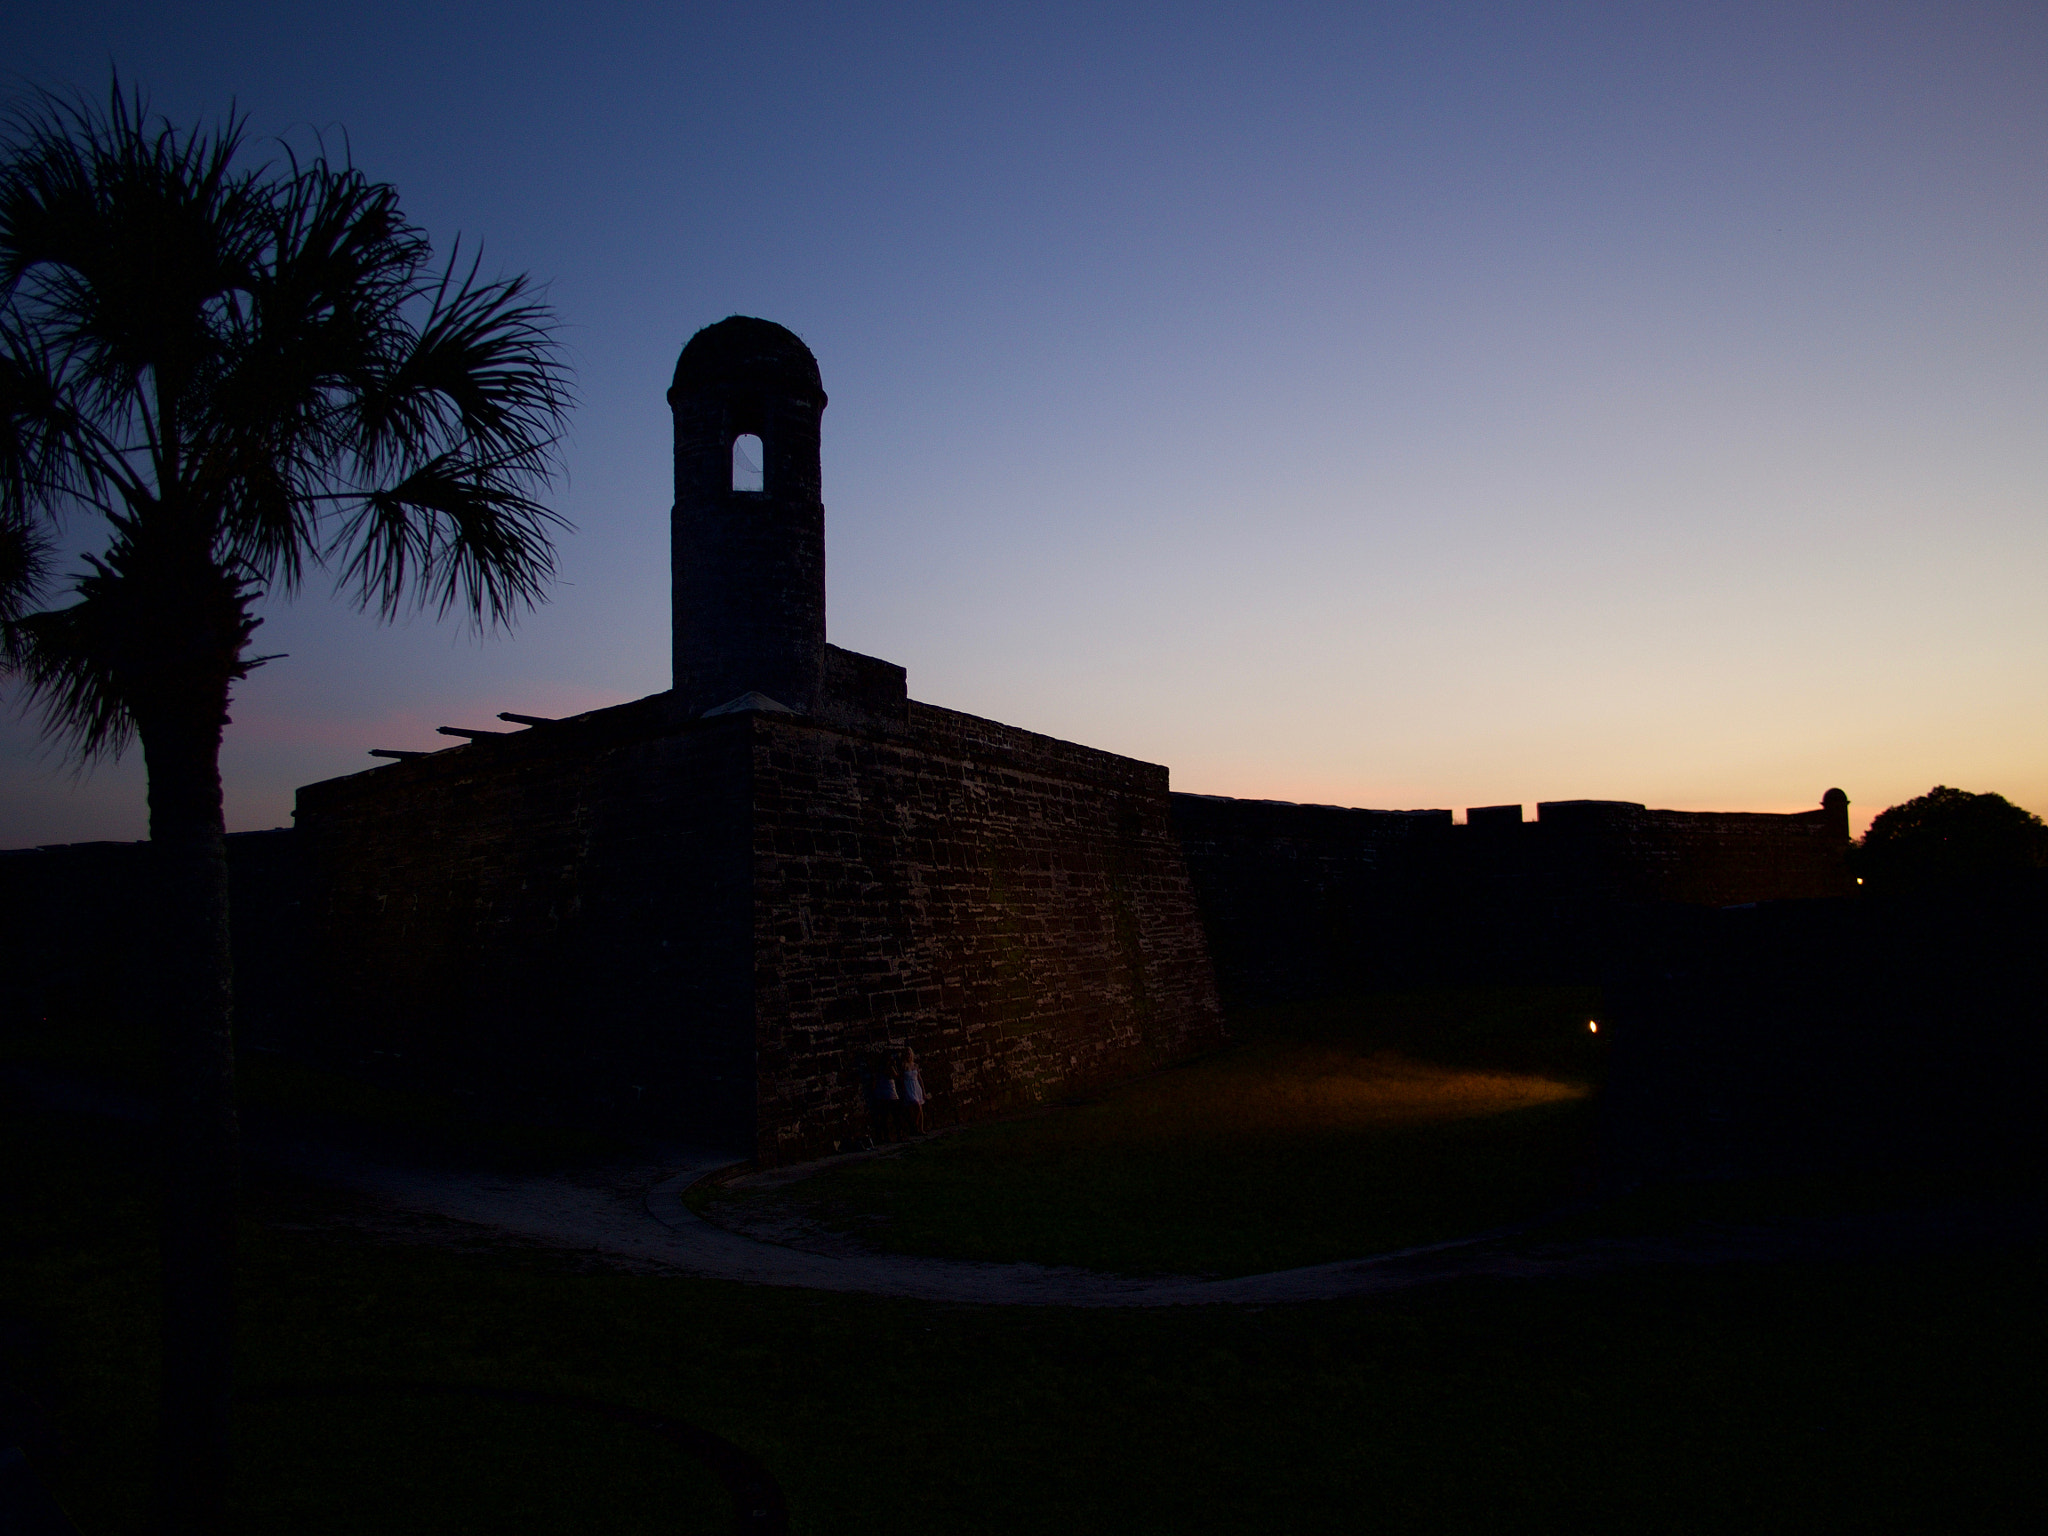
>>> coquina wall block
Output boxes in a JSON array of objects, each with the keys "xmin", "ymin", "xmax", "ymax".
[{"xmin": 290, "ymin": 668, "xmax": 1225, "ymax": 1159}]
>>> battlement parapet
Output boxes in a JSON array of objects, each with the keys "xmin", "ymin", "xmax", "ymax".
[{"xmin": 1174, "ymin": 788, "xmax": 1855, "ymax": 1005}]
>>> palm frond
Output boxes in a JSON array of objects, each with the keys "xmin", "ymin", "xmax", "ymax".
[
  {"xmin": 364, "ymin": 248, "xmax": 568, "ymax": 471},
  {"xmin": 0, "ymin": 315, "xmax": 117, "ymax": 520},
  {"xmin": 331, "ymin": 448, "xmax": 566, "ymax": 627},
  {"xmin": 2, "ymin": 80, "xmax": 263, "ymax": 434},
  {"xmin": 3, "ymin": 564, "xmax": 135, "ymax": 760},
  {"xmin": 0, "ymin": 512, "xmax": 51, "ymax": 631}
]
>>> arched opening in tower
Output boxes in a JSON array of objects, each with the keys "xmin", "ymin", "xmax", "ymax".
[{"xmin": 732, "ymin": 433, "xmax": 764, "ymax": 493}]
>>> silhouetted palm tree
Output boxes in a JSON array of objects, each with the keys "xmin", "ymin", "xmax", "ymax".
[{"xmin": 0, "ymin": 81, "xmax": 570, "ymax": 1532}]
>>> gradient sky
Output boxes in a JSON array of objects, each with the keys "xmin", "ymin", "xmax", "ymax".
[{"xmin": 4, "ymin": 0, "xmax": 2045, "ymax": 846}]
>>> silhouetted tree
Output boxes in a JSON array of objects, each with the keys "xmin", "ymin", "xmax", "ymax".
[
  {"xmin": 1852, "ymin": 785, "xmax": 2048, "ymax": 894},
  {"xmin": 0, "ymin": 80, "xmax": 569, "ymax": 1532}
]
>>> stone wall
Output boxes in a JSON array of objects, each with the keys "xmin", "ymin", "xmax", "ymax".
[
  {"xmin": 750, "ymin": 703, "xmax": 1227, "ymax": 1161},
  {"xmin": 7, "ymin": 713, "xmax": 1850, "ymax": 1161},
  {"xmin": 0, "ymin": 829, "xmax": 301, "ymax": 1049},
  {"xmin": 1524, "ymin": 796, "xmax": 1852, "ymax": 907},
  {"xmin": 1174, "ymin": 792, "xmax": 1854, "ymax": 1005},
  {"xmin": 1171, "ymin": 796, "xmax": 1454, "ymax": 1006},
  {"xmin": 293, "ymin": 693, "xmax": 760, "ymax": 1145},
  {"xmin": 286, "ymin": 685, "xmax": 1226, "ymax": 1160},
  {"xmin": 0, "ymin": 839, "xmax": 156, "ymax": 1040}
]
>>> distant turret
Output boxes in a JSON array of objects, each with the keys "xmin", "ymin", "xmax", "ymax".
[
  {"xmin": 669, "ymin": 316, "xmax": 828, "ymax": 716},
  {"xmin": 1822, "ymin": 787, "xmax": 1850, "ymax": 842}
]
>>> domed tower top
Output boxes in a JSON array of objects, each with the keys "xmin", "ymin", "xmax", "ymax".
[
  {"xmin": 668, "ymin": 317, "xmax": 828, "ymax": 716},
  {"xmin": 669, "ymin": 316, "xmax": 826, "ymax": 405}
]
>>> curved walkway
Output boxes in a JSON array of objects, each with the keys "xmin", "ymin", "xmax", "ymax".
[
  {"xmin": 10, "ymin": 1067, "xmax": 2038, "ymax": 1307},
  {"xmin": 286, "ymin": 1138, "xmax": 2047, "ymax": 1308}
]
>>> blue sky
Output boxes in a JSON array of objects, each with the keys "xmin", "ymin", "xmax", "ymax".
[{"xmin": 5, "ymin": 0, "xmax": 2045, "ymax": 844}]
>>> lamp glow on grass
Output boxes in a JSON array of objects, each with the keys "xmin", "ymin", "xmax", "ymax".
[{"xmin": 703, "ymin": 986, "xmax": 1605, "ymax": 1277}]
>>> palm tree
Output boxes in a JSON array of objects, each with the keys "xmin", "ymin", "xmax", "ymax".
[{"xmin": 0, "ymin": 81, "xmax": 570, "ymax": 1531}]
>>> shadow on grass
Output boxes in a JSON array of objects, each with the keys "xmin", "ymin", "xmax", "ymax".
[{"xmin": 235, "ymin": 1384, "xmax": 772, "ymax": 1535}]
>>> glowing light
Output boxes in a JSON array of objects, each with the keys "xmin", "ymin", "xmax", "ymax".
[
  {"xmin": 1588, "ymin": 1021, "xmax": 1598, "ymax": 1033},
  {"xmin": 1856, "ymin": 877, "xmax": 1864, "ymax": 885}
]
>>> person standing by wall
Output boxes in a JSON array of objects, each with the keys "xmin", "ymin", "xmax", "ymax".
[{"xmin": 899, "ymin": 1048, "xmax": 927, "ymax": 1137}]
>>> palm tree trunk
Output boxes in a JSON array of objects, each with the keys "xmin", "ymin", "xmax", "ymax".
[{"xmin": 140, "ymin": 708, "xmax": 238, "ymax": 1536}]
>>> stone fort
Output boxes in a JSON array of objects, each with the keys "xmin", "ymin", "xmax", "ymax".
[{"xmin": 1, "ymin": 318, "xmax": 1853, "ymax": 1162}]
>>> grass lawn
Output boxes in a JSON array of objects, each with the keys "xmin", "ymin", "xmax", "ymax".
[
  {"xmin": 700, "ymin": 987, "xmax": 1608, "ymax": 1275},
  {"xmin": 4, "ymin": 1088, "xmax": 2046, "ymax": 1534},
  {"xmin": 7, "ymin": 986, "xmax": 2047, "ymax": 1532}
]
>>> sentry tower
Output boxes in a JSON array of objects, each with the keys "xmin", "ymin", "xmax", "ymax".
[{"xmin": 668, "ymin": 316, "xmax": 828, "ymax": 716}]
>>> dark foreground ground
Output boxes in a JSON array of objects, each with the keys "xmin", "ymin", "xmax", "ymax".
[{"xmin": 2, "ymin": 1106, "xmax": 2045, "ymax": 1530}]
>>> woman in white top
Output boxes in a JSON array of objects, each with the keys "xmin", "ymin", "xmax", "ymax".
[{"xmin": 898, "ymin": 1048, "xmax": 926, "ymax": 1136}]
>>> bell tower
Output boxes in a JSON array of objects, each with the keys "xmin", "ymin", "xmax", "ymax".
[{"xmin": 668, "ymin": 316, "xmax": 828, "ymax": 716}]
